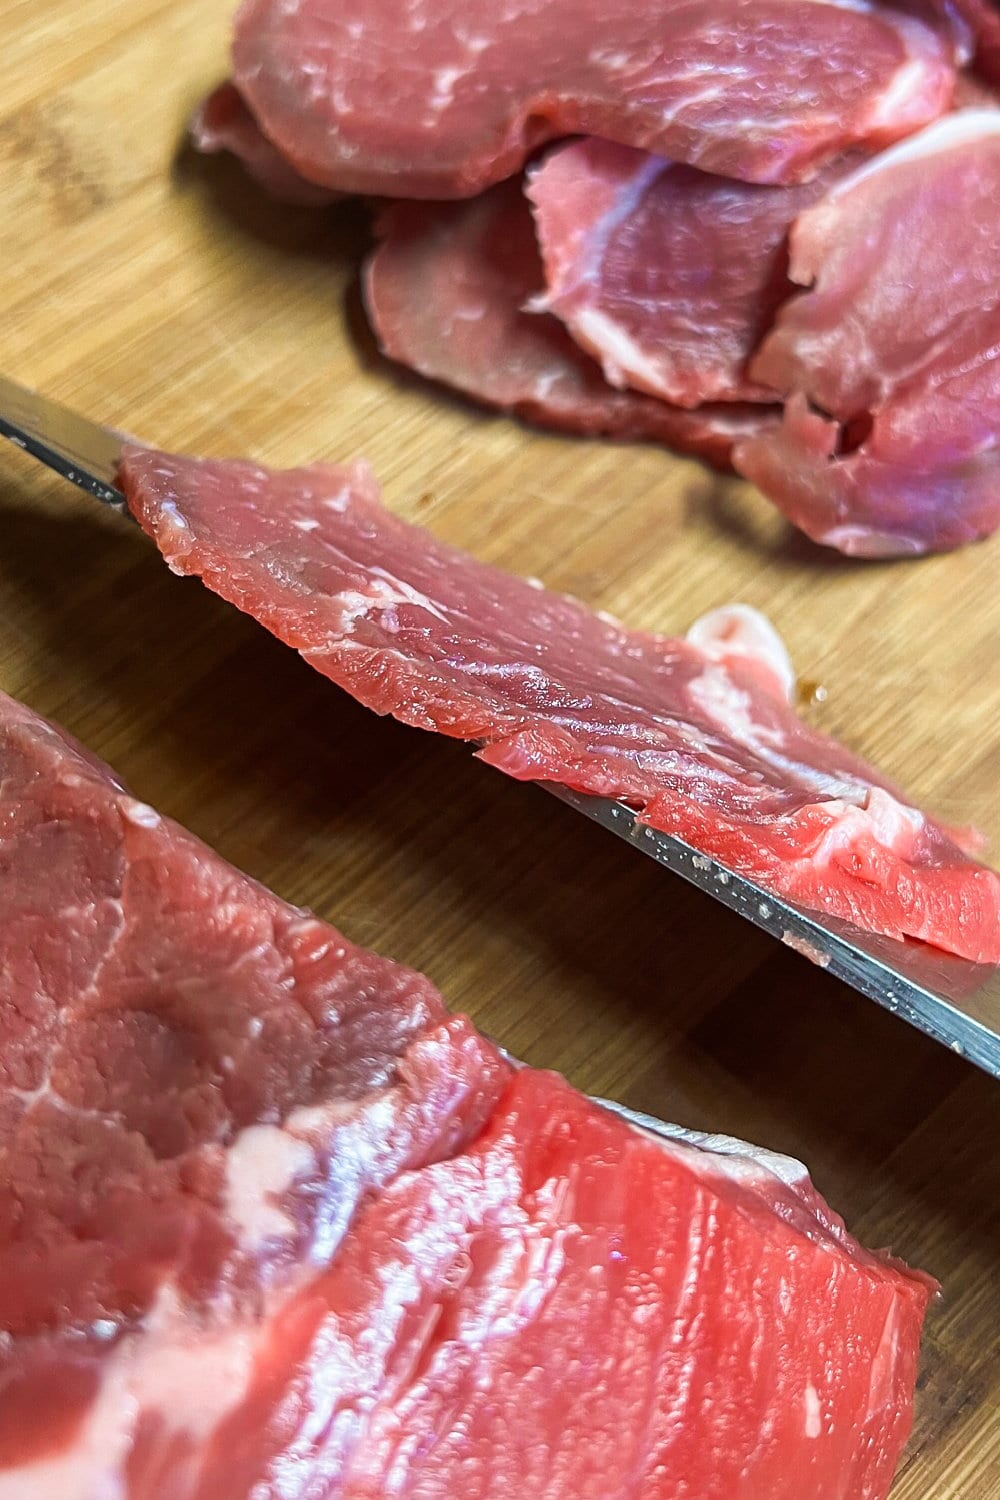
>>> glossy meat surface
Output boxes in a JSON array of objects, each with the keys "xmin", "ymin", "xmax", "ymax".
[
  {"xmin": 121, "ymin": 449, "xmax": 1000, "ymax": 963},
  {"xmin": 231, "ymin": 0, "xmax": 955, "ymax": 194},
  {"xmin": 528, "ymin": 138, "xmax": 845, "ymax": 407},
  {"xmin": 735, "ymin": 111, "xmax": 1000, "ymax": 556}
]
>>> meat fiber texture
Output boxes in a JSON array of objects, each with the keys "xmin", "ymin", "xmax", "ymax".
[
  {"xmin": 0, "ymin": 690, "xmax": 935, "ymax": 1499},
  {"xmin": 734, "ymin": 110, "xmax": 1000, "ymax": 557},
  {"xmin": 364, "ymin": 178, "xmax": 776, "ymax": 470},
  {"xmin": 0, "ymin": 692, "xmax": 506, "ymax": 1496},
  {"xmin": 191, "ymin": 81, "xmax": 342, "ymax": 206},
  {"xmin": 230, "ymin": 0, "xmax": 957, "ymax": 195},
  {"xmin": 527, "ymin": 138, "xmax": 852, "ymax": 409},
  {"xmin": 120, "ymin": 448, "xmax": 1000, "ymax": 965}
]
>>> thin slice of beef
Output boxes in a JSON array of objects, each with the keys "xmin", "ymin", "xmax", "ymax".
[
  {"xmin": 527, "ymin": 139, "xmax": 853, "ymax": 408},
  {"xmin": 0, "ymin": 692, "xmax": 934, "ymax": 1498},
  {"xmin": 231, "ymin": 0, "xmax": 956, "ymax": 195},
  {"xmin": 364, "ymin": 180, "xmax": 776, "ymax": 470},
  {"xmin": 191, "ymin": 81, "xmax": 342, "ymax": 207},
  {"xmin": 734, "ymin": 111, "xmax": 1000, "ymax": 556},
  {"xmin": 119, "ymin": 449, "xmax": 1000, "ymax": 964}
]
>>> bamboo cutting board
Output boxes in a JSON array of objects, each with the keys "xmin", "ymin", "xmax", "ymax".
[{"xmin": 2, "ymin": 3, "xmax": 999, "ymax": 1494}]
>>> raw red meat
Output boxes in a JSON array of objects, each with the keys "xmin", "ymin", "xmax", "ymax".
[
  {"xmin": 952, "ymin": 0, "xmax": 1000, "ymax": 80},
  {"xmin": 191, "ymin": 81, "xmax": 341, "ymax": 206},
  {"xmin": 231, "ymin": 0, "xmax": 956, "ymax": 195},
  {"xmin": 0, "ymin": 690, "xmax": 506, "ymax": 1496},
  {"xmin": 365, "ymin": 180, "xmax": 776, "ymax": 470},
  {"xmin": 119, "ymin": 448, "xmax": 1000, "ymax": 964},
  {"xmin": 258, "ymin": 1074, "xmax": 930, "ymax": 1500},
  {"xmin": 734, "ymin": 111, "xmax": 1000, "ymax": 556},
  {"xmin": 0, "ymin": 690, "xmax": 934, "ymax": 1498},
  {"xmin": 527, "ymin": 138, "xmax": 850, "ymax": 408}
]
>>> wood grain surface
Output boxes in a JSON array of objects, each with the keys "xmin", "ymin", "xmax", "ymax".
[{"xmin": 2, "ymin": 4, "xmax": 999, "ymax": 1494}]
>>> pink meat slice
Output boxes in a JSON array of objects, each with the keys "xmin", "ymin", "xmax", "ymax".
[
  {"xmin": 734, "ymin": 111, "xmax": 1000, "ymax": 556},
  {"xmin": 527, "ymin": 138, "xmax": 852, "ymax": 408},
  {"xmin": 0, "ymin": 691, "xmax": 934, "ymax": 1499},
  {"xmin": 191, "ymin": 81, "xmax": 341, "ymax": 207},
  {"xmin": 119, "ymin": 449, "xmax": 1000, "ymax": 964},
  {"xmin": 364, "ymin": 179, "xmax": 776, "ymax": 471},
  {"xmin": 230, "ymin": 0, "xmax": 956, "ymax": 194}
]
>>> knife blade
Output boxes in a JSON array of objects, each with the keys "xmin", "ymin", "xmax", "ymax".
[
  {"xmin": 3, "ymin": 374, "xmax": 999, "ymax": 1078},
  {"xmin": 0, "ymin": 374, "xmax": 128, "ymax": 511}
]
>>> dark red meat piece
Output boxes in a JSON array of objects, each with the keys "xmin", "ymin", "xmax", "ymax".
[
  {"xmin": 527, "ymin": 138, "xmax": 852, "ymax": 408},
  {"xmin": 364, "ymin": 179, "xmax": 776, "ymax": 470},
  {"xmin": 734, "ymin": 111, "xmax": 1000, "ymax": 556},
  {"xmin": 0, "ymin": 691, "xmax": 505, "ymax": 1495},
  {"xmin": 0, "ymin": 692, "xmax": 934, "ymax": 1496},
  {"xmin": 952, "ymin": 0, "xmax": 1000, "ymax": 80},
  {"xmin": 119, "ymin": 449, "xmax": 1000, "ymax": 963},
  {"xmin": 231, "ymin": 0, "xmax": 956, "ymax": 194}
]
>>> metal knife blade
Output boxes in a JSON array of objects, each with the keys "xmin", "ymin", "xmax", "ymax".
[
  {"xmin": 3, "ymin": 375, "xmax": 999, "ymax": 1078},
  {"xmin": 549, "ymin": 787, "xmax": 1000, "ymax": 1076},
  {"xmin": 0, "ymin": 374, "xmax": 128, "ymax": 511}
]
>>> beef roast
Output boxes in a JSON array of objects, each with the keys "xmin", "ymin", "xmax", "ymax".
[
  {"xmin": 364, "ymin": 180, "xmax": 776, "ymax": 469},
  {"xmin": 734, "ymin": 110, "xmax": 1000, "ymax": 556},
  {"xmin": 230, "ymin": 0, "xmax": 955, "ymax": 195},
  {"xmin": 0, "ymin": 690, "xmax": 934, "ymax": 1497},
  {"xmin": 118, "ymin": 448, "xmax": 1000, "ymax": 964},
  {"xmin": 527, "ymin": 138, "xmax": 849, "ymax": 408}
]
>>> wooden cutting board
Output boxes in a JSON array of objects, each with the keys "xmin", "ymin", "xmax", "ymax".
[{"xmin": 2, "ymin": 4, "xmax": 999, "ymax": 1493}]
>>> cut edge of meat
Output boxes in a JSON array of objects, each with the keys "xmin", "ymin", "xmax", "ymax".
[
  {"xmin": 526, "ymin": 137, "xmax": 825, "ymax": 408},
  {"xmin": 737, "ymin": 108, "xmax": 1000, "ymax": 557},
  {"xmin": 787, "ymin": 107, "xmax": 1000, "ymax": 246},
  {"xmin": 117, "ymin": 447, "xmax": 1000, "ymax": 966}
]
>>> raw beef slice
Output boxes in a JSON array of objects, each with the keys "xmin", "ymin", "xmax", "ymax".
[
  {"xmin": 191, "ymin": 81, "xmax": 341, "ymax": 206},
  {"xmin": 0, "ymin": 690, "xmax": 934, "ymax": 1499},
  {"xmin": 364, "ymin": 179, "xmax": 776, "ymax": 470},
  {"xmin": 231, "ymin": 0, "xmax": 955, "ymax": 195},
  {"xmin": 734, "ymin": 110, "xmax": 1000, "ymax": 556},
  {"xmin": 527, "ymin": 138, "xmax": 850, "ymax": 408},
  {"xmin": 119, "ymin": 448, "xmax": 1000, "ymax": 964}
]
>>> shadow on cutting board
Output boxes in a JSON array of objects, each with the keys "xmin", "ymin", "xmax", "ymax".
[
  {"xmin": 171, "ymin": 123, "xmax": 510, "ymax": 431},
  {"xmin": 171, "ymin": 119, "xmax": 372, "ymax": 266}
]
